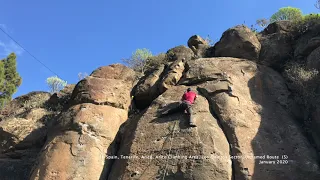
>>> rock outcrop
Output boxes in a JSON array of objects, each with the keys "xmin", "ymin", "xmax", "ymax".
[
  {"xmin": 159, "ymin": 59, "xmax": 186, "ymax": 93},
  {"xmin": 166, "ymin": 45, "xmax": 194, "ymax": 62},
  {"xmin": 108, "ymin": 85, "xmax": 232, "ymax": 180},
  {"xmin": 215, "ymin": 25, "xmax": 261, "ymax": 60},
  {"xmin": 261, "ymin": 21, "xmax": 293, "ymax": 35},
  {"xmin": 1, "ymin": 21, "xmax": 320, "ymax": 180},
  {"xmin": 29, "ymin": 64, "xmax": 136, "ymax": 180},
  {"xmin": 106, "ymin": 58, "xmax": 320, "ymax": 180},
  {"xmin": 187, "ymin": 35, "xmax": 210, "ymax": 58},
  {"xmin": 307, "ymin": 46, "xmax": 320, "ymax": 70},
  {"xmin": 258, "ymin": 26, "xmax": 294, "ymax": 70},
  {"xmin": 196, "ymin": 58, "xmax": 320, "ymax": 180},
  {"xmin": 0, "ymin": 92, "xmax": 56, "ymax": 180},
  {"xmin": 133, "ymin": 65, "xmax": 166, "ymax": 109}
]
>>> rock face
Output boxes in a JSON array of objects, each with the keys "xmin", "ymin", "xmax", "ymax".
[
  {"xmin": 109, "ymin": 58, "xmax": 320, "ymax": 180},
  {"xmin": 307, "ymin": 46, "xmax": 320, "ymax": 70},
  {"xmin": 2, "ymin": 22, "xmax": 320, "ymax": 180},
  {"xmin": 29, "ymin": 64, "xmax": 136, "ymax": 180},
  {"xmin": 133, "ymin": 65, "xmax": 165, "ymax": 109},
  {"xmin": 108, "ymin": 86, "xmax": 232, "ymax": 180},
  {"xmin": 258, "ymin": 30, "xmax": 293, "ymax": 70},
  {"xmin": 196, "ymin": 58, "xmax": 319, "ymax": 180},
  {"xmin": 159, "ymin": 59, "xmax": 186, "ymax": 93},
  {"xmin": 215, "ymin": 25, "xmax": 261, "ymax": 60},
  {"xmin": 295, "ymin": 36, "xmax": 320, "ymax": 60}
]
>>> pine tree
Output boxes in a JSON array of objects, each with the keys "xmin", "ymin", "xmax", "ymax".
[{"xmin": 0, "ymin": 53, "xmax": 22, "ymax": 108}]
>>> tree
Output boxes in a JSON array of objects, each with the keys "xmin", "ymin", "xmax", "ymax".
[
  {"xmin": 256, "ymin": 18, "xmax": 270, "ymax": 28},
  {"xmin": 270, "ymin": 7, "xmax": 303, "ymax": 23},
  {"xmin": 46, "ymin": 76, "xmax": 67, "ymax": 93},
  {"xmin": 0, "ymin": 53, "xmax": 22, "ymax": 108},
  {"xmin": 122, "ymin": 48, "xmax": 153, "ymax": 74}
]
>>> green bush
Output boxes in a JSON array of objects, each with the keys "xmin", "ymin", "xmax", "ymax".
[
  {"xmin": 122, "ymin": 48, "xmax": 153, "ymax": 74},
  {"xmin": 284, "ymin": 63, "xmax": 319, "ymax": 106},
  {"xmin": 145, "ymin": 53, "xmax": 168, "ymax": 70},
  {"xmin": 270, "ymin": 7, "xmax": 303, "ymax": 23},
  {"xmin": 123, "ymin": 49, "xmax": 168, "ymax": 74},
  {"xmin": 23, "ymin": 96, "xmax": 47, "ymax": 109},
  {"xmin": 290, "ymin": 13, "xmax": 320, "ymax": 34},
  {"xmin": 46, "ymin": 76, "xmax": 67, "ymax": 93}
]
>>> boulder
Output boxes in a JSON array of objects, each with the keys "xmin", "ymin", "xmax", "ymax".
[
  {"xmin": 166, "ymin": 45, "xmax": 194, "ymax": 62},
  {"xmin": 187, "ymin": 35, "xmax": 208, "ymax": 49},
  {"xmin": 90, "ymin": 63, "xmax": 136, "ymax": 82},
  {"xmin": 70, "ymin": 64, "xmax": 135, "ymax": 110},
  {"xmin": 187, "ymin": 35, "xmax": 209, "ymax": 58},
  {"xmin": 261, "ymin": 21, "xmax": 293, "ymax": 35},
  {"xmin": 108, "ymin": 86, "xmax": 232, "ymax": 180},
  {"xmin": 178, "ymin": 57, "xmax": 252, "ymax": 85},
  {"xmin": 214, "ymin": 25, "xmax": 261, "ymax": 60},
  {"xmin": 70, "ymin": 77, "xmax": 133, "ymax": 110}
]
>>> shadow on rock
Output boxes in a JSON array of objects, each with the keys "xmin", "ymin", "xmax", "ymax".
[
  {"xmin": 104, "ymin": 111, "xmax": 145, "ymax": 180},
  {"xmin": 248, "ymin": 67, "xmax": 320, "ymax": 180},
  {"xmin": 0, "ymin": 124, "xmax": 48, "ymax": 180},
  {"xmin": 151, "ymin": 102, "xmax": 191, "ymax": 130}
]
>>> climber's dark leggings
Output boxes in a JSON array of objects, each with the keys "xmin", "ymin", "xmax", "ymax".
[{"xmin": 166, "ymin": 101, "xmax": 193, "ymax": 124}]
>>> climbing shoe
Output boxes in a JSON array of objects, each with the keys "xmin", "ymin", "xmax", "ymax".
[{"xmin": 189, "ymin": 123, "xmax": 197, "ymax": 127}]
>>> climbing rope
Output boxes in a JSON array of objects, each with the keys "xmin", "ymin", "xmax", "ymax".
[
  {"xmin": 162, "ymin": 121, "xmax": 178, "ymax": 179},
  {"xmin": 138, "ymin": 120, "xmax": 178, "ymax": 180}
]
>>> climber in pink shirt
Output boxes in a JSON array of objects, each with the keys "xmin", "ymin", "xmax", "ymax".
[{"xmin": 161, "ymin": 88, "xmax": 197, "ymax": 127}]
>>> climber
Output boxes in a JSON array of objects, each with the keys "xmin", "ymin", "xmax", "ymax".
[{"xmin": 160, "ymin": 88, "xmax": 197, "ymax": 127}]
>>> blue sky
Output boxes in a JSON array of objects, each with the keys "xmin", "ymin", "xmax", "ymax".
[{"xmin": 0, "ymin": 0, "xmax": 318, "ymax": 98}]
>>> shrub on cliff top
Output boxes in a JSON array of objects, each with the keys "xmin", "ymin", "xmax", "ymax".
[
  {"xmin": 284, "ymin": 63, "xmax": 319, "ymax": 107},
  {"xmin": 123, "ymin": 48, "xmax": 168, "ymax": 74},
  {"xmin": 270, "ymin": 7, "xmax": 303, "ymax": 23},
  {"xmin": 46, "ymin": 76, "xmax": 67, "ymax": 93},
  {"xmin": 122, "ymin": 48, "xmax": 153, "ymax": 74}
]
